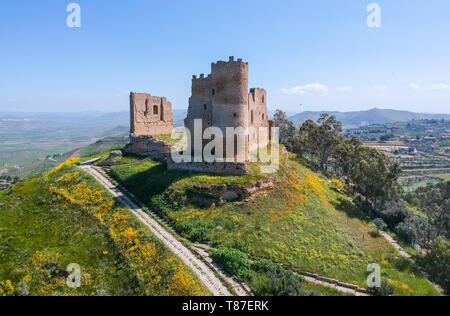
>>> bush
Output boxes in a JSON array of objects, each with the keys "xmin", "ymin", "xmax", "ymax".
[
  {"xmin": 266, "ymin": 267, "xmax": 317, "ymax": 296},
  {"xmin": 368, "ymin": 280, "xmax": 395, "ymax": 296},
  {"xmin": 251, "ymin": 259, "xmax": 280, "ymax": 273},
  {"xmin": 176, "ymin": 219, "xmax": 213, "ymax": 242},
  {"xmin": 212, "ymin": 247, "xmax": 251, "ymax": 281},
  {"xmin": 371, "ymin": 218, "xmax": 387, "ymax": 233},
  {"xmin": 380, "ymin": 201, "xmax": 411, "ymax": 229},
  {"xmin": 150, "ymin": 194, "xmax": 172, "ymax": 215},
  {"xmin": 423, "ymin": 237, "xmax": 450, "ymax": 294},
  {"xmin": 395, "ymin": 216, "xmax": 435, "ymax": 248}
]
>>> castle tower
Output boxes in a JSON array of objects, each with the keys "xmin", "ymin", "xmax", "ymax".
[
  {"xmin": 185, "ymin": 56, "xmax": 250, "ymax": 161},
  {"xmin": 211, "ymin": 57, "xmax": 249, "ymax": 161}
]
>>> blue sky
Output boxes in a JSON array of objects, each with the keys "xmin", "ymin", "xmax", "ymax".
[{"xmin": 1, "ymin": 0, "xmax": 449, "ymax": 113}]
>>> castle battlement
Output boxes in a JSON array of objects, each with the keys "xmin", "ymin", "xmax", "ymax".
[
  {"xmin": 184, "ymin": 57, "xmax": 272, "ymax": 163},
  {"xmin": 211, "ymin": 56, "xmax": 248, "ymax": 67}
]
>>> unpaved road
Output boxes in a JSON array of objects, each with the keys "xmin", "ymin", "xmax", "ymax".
[{"xmin": 79, "ymin": 163, "xmax": 232, "ymax": 296}]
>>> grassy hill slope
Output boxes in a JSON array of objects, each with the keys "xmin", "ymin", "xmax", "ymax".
[
  {"xmin": 0, "ymin": 161, "xmax": 208, "ymax": 296},
  {"xmin": 109, "ymin": 153, "xmax": 440, "ymax": 296}
]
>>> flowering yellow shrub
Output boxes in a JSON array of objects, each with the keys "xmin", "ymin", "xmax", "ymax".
[
  {"xmin": 331, "ymin": 178, "xmax": 344, "ymax": 190},
  {"xmin": 18, "ymin": 250, "xmax": 92, "ymax": 296},
  {"xmin": 0, "ymin": 280, "xmax": 15, "ymax": 296},
  {"xmin": 51, "ymin": 158, "xmax": 80, "ymax": 172},
  {"xmin": 49, "ymin": 170, "xmax": 209, "ymax": 296},
  {"xmin": 388, "ymin": 279, "xmax": 411, "ymax": 296}
]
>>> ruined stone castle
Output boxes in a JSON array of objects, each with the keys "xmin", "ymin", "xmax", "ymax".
[
  {"xmin": 126, "ymin": 57, "xmax": 272, "ymax": 175},
  {"xmin": 130, "ymin": 92, "xmax": 173, "ymax": 136},
  {"xmin": 124, "ymin": 92, "xmax": 174, "ymax": 156},
  {"xmin": 184, "ymin": 56, "xmax": 273, "ymax": 162}
]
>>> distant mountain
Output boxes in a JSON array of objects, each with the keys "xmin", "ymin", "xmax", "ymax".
[{"xmin": 288, "ymin": 108, "xmax": 450, "ymax": 129}]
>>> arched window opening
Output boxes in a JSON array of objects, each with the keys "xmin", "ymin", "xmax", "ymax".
[{"xmin": 153, "ymin": 105, "xmax": 159, "ymax": 115}]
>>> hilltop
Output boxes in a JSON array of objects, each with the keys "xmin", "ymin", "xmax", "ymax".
[{"xmin": 81, "ymin": 148, "xmax": 441, "ymax": 296}]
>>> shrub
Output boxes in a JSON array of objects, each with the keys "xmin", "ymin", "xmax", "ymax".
[
  {"xmin": 252, "ymin": 259, "xmax": 280, "ymax": 273},
  {"xmin": 371, "ymin": 218, "xmax": 387, "ymax": 233},
  {"xmin": 266, "ymin": 267, "xmax": 317, "ymax": 296},
  {"xmin": 176, "ymin": 219, "xmax": 213, "ymax": 242},
  {"xmin": 212, "ymin": 247, "xmax": 251, "ymax": 281},
  {"xmin": 395, "ymin": 216, "xmax": 435, "ymax": 248},
  {"xmin": 368, "ymin": 280, "xmax": 395, "ymax": 296},
  {"xmin": 423, "ymin": 237, "xmax": 450, "ymax": 294},
  {"xmin": 150, "ymin": 194, "xmax": 172, "ymax": 215},
  {"xmin": 379, "ymin": 201, "xmax": 411, "ymax": 229}
]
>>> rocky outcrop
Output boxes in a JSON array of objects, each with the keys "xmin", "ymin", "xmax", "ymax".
[
  {"xmin": 167, "ymin": 177, "xmax": 275, "ymax": 207},
  {"xmin": 124, "ymin": 135, "xmax": 172, "ymax": 160}
]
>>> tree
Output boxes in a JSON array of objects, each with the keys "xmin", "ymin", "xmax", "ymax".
[
  {"xmin": 298, "ymin": 114, "xmax": 343, "ymax": 170},
  {"xmin": 348, "ymin": 146, "xmax": 402, "ymax": 209},
  {"xmin": 395, "ymin": 216, "xmax": 436, "ymax": 249},
  {"xmin": 379, "ymin": 201, "xmax": 411, "ymax": 229},
  {"xmin": 335, "ymin": 136, "xmax": 362, "ymax": 181},
  {"xmin": 417, "ymin": 182, "xmax": 450, "ymax": 239},
  {"xmin": 424, "ymin": 237, "xmax": 450, "ymax": 293},
  {"xmin": 273, "ymin": 110, "xmax": 298, "ymax": 151}
]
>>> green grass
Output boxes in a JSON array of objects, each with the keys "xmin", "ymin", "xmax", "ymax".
[
  {"xmin": 0, "ymin": 164, "xmax": 208, "ymax": 296},
  {"xmin": 109, "ymin": 153, "xmax": 440, "ymax": 296},
  {"xmin": 155, "ymin": 132, "xmax": 186, "ymax": 147},
  {"xmin": 110, "ymin": 159, "xmax": 267, "ymax": 203},
  {"xmin": 437, "ymin": 174, "xmax": 450, "ymax": 181},
  {"xmin": 77, "ymin": 136, "xmax": 129, "ymax": 157},
  {"xmin": 302, "ymin": 281, "xmax": 353, "ymax": 296},
  {"xmin": 0, "ymin": 174, "xmax": 136, "ymax": 295}
]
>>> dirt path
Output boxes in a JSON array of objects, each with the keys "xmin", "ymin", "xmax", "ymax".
[{"xmin": 79, "ymin": 163, "xmax": 233, "ymax": 296}]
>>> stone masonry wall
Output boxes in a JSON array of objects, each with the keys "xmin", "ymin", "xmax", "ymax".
[{"xmin": 130, "ymin": 92, "xmax": 173, "ymax": 136}]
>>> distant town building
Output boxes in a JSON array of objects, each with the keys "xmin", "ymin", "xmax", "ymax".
[
  {"xmin": 426, "ymin": 144, "xmax": 440, "ymax": 151},
  {"xmin": 423, "ymin": 136, "xmax": 437, "ymax": 142}
]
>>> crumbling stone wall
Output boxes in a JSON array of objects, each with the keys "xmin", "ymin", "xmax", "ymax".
[
  {"xmin": 167, "ymin": 157, "xmax": 249, "ymax": 176},
  {"xmin": 130, "ymin": 92, "xmax": 173, "ymax": 137},
  {"xmin": 126, "ymin": 92, "xmax": 174, "ymax": 156},
  {"xmin": 124, "ymin": 135, "xmax": 172, "ymax": 160}
]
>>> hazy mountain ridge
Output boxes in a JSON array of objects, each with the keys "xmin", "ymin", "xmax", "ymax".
[{"xmin": 288, "ymin": 108, "xmax": 450, "ymax": 129}]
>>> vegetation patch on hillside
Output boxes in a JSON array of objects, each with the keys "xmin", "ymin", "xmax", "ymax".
[
  {"xmin": 0, "ymin": 162, "xmax": 208, "ymax": 296},
  {"xmin": 110, "ymin": 154, "xmax": 440, "ymax": 296}
]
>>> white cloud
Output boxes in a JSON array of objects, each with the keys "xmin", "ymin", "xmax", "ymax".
[
  {"xmin": 282, "ymin": 83, "xmax": 328, "ymax": 95},
  {"xmin": 430, "ymin": 84, "xmax": 450, "ymax": 91},
  {"xmin": 408, "ymin": 83, "xmax": 450, "ymax": 92},
  {"xmin": 335, "ymin": 86, "xmax": 352, "ymax": 92},
  {"xmin": 408, "ymin": 83, "xmax": 421, "ymax": 91},
  {"xmin": 371, "ymin": 85, "xmax": 389, "ymax": 92}
]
